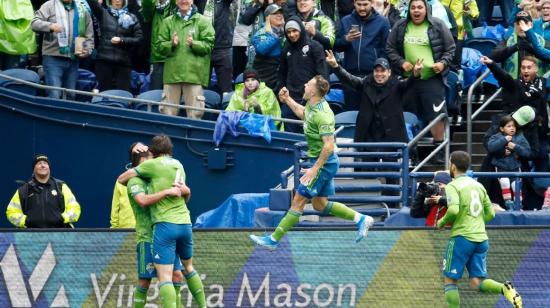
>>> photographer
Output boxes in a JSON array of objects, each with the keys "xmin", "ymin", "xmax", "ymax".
[{"xmin": 410, "ymin": 171, "xmax": 451, "ymax": 226}]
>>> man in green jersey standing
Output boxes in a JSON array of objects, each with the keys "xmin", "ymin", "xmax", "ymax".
[
  {"xmin": 250, "ymin": 75, "xmax": 374, "ymax": 250},
  {"xmin": 124, "ymin": 143, "xmax": 187, "ymax": 307},
  {"xmin": 118, "ymin": 136, "xmax": 206, "ymax": 308},
  {"xmin": 437, "ymin": 151, "xmax": 522, "ymax": 308}
]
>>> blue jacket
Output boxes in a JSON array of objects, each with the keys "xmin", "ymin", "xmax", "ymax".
[
  {"xmin": 252, "ymin": 27, "xmax": 283, "ymax": 58},
  {"xmin": 533, "ymin": 18, "xmax": 550, "ymax": 42},
  {"xmin": 334, "ymin": 9, "xmax": 389, "ymax": 73},
  {"xmin": 487, "ymin": 132, "xmax": 531, "ymax": 170}
]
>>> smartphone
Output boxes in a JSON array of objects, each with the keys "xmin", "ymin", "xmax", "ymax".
[{"xmin": 351, "ymin": 25, "xmax": 360, "ymax": 32}]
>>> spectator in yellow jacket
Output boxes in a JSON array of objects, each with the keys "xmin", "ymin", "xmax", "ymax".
[{"xmin": 6, "ymin": 154, "xmax": 80, "ymax": 228}]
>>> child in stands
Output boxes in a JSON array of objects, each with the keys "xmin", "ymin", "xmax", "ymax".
[{"xmin": 487, "ymin": 115, "xmax": 531, "ymax": 210}]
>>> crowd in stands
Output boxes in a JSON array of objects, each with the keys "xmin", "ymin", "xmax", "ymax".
[{"xmin": 3, "ymin": 0, "xmax": 550, "ymax": 210}]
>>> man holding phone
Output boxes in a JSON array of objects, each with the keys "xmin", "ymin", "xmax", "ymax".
[{"xmin": 334, "ymin": 0, "xmax": 390, "ymax": 110}]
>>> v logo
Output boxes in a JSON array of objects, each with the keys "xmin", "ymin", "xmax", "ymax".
[{"xmin": 0, "ymin": 243, "xmax": 69, "ymax": 307}]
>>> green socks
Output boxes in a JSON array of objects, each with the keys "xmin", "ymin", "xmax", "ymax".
[
  {"xmin": 174, "ymin": 282, "xmax": 183, "ymax": 308},
  {"xmin": 325, "ymin": 201, "xmax": 358, "ymax": 221},
  {"xmin": 479, "ymin": 279, "xmax": 504, "ymax": 294},
  {"xmin": 185, "ymin": 271, "xmax": 206, "ymax": 308},
  {"xmin": 134, "ymin": 286, "xmax": 148, "ymax": 308},
  {"xmin": 272, "ymin": 210, "xmax": 301, "ymax": 242},
  {"xmin": 159, "ymin": 282, "xmax": 176, "ymax": 308},
  {"xmin": 444, "ymin": 284, "xmax": 460, "ymax": 308}
]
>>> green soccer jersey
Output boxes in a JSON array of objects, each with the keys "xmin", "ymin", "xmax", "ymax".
[
  {"xmin": 135, "ymin": 156, "xmax": 190, "ymax": 224},
  {"xmin": 439, "ymin": 175, "xmax": 495, "ymax": 242},
  {"xmin": 127, "ymin": 177, "xmax": 153, "ymax": 243},
  {"xmin": 304, "ymin": 99, "xmax": 336, "ymax": 157},
  {"xmin": 404, "ymin": 20, "xmax": 435, "ymax": 80}
]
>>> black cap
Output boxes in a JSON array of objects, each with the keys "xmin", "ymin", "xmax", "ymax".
[
  {"xmin": 516, "ymin": 10, "xmax": 533, "ymax": 23},
  {"xmin": 373, "ymin": 58, "xmax": 390, "ymax": 70},
  {"xmin": 265, "ymin": 4, "xmax": 283, "ymax": 16},
  {"xmin": 32, "ymin": 154, "xmax": 49, "ymax": 170}
]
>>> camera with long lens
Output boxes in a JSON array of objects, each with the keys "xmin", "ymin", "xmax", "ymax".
[{"xmin": 417, "ymin": 182, "xmax": 440, "ymax": 197}]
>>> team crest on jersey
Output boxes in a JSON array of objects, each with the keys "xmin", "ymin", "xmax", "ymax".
[
  {"xmin": 130, "ymin": 185, "xmax": 140, "ymax": 194},
  {"xmin": 320, "ymin": 124, "xmax": 330, "ymax": 132},
  {"xmin": 146, "ymin": 262, "xmax": 155, "ymax": 274},
  {"xmin": 51, "ymin": 190, "xmax": 57, "ymax": 196}
]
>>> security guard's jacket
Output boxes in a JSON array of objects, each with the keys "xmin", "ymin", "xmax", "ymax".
[{"xmin": 6, "ymin": 177, "xmax": 81, "ymax": 228}]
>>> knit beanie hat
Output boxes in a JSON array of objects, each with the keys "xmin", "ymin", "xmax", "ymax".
[
  {"xmin": 32, "ymin": 154, "xmax": 49, "ymax": 170},
  {"xmin": 285, "ymin": 20, "xmax": 302, "ymax": 32}
]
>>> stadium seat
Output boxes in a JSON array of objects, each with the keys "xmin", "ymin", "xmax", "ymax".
[
  {"xmin": 403, "ymin": 111, "xmax": 422, "ymax": 141},
  {"xmin": 445, "ymin": 70, "xmax": 461, "ymax": 115},
  {"xmin": 491, "ymin": 5, "xmax": 504, "ymax": 24},
  {"xmin": 329, "ymin": 73, "xmax": 342, "ymax": 89},
  {"xmin": 203, "ymin": 89, "xmax": 221, "ymax": 109},
  {"xmin": 334, "ymin": 110, "xmax": 358, "ymax": 138},
  {"xmin": 221, "ymin": 91, "xmax": 234, "ymax": 110},
  {"xmin": 135, "ymin": 89, "xmax": 163, "ymax": 112},
  {"xmin": 91, "ymin": 89, "xmax": 133, "ymax": 108},
  {"xmin": 326, "ymin": 88, "xmax": 345, "ymax": 115},
  {"xmin": 463, "ymin": 38, "xmax": 499, "ymax": 57},
  {"xmin": 234, "ymin": 73, "xmax": 244, "ymax": 85},
  {"xmin": 0, "ymin": 68, "xmax": 40, "ymax": 96},
  {"xmin": 75, "ymin": 69, "xmax": 97, "ymax": 102}
]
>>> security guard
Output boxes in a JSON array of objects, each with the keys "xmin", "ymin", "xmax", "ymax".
[{"xmin": 6, "ymin": 154, "xmax": 81, "ymax": 228}]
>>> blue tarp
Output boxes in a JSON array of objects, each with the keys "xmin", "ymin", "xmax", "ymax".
[
  {"xmin": 194, "ymin": 193, "xmax": 269, "ymax": 228},
  {"xmin": 213, "ymin": 111, "xmax": 275, "ymax": 146}
]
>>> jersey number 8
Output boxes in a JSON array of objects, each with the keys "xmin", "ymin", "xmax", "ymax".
[{"xmin": 469, "ymin": 190, "xmax": 482, "ymax": 217}]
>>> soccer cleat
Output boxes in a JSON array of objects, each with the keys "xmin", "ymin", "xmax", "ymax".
[
  {"xmin": 249, "ymin": 234, "xmax": 279, "ymax": 250},
  {"xmin": 356, "ymin": 215, "xmax": 374, "ymax": 243},
  {"xmin": 502, "ymin": 281, "xmax": 522, "ymax": 308}
]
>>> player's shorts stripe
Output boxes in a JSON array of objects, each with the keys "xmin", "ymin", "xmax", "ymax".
[{"xmin": 446, "ymin": 238, "xmax": 455, "ymax": 272}]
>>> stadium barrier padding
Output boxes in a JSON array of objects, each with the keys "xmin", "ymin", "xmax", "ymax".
[{"xmin": 1, "ymin": 228, "xmax": 549, "ymax": 307}]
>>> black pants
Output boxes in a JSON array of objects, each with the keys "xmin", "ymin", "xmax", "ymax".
[
  {"xmin": 0, "ymin": 52, "xmax": 19, "ymax": 70},
  {"xmin": 150, "ymin": 62, "xmax": 164, "ymax": 90},
  {"xmin": 95, "ymin": 60, "xmax": 131, "ymax": 91},
  {"xmin": 232, "ymin": 46, "xmax": 248, "ymax": 79},
  {"xmin": 211, "ymin": 48, "xmax": 233, "ymax": 93}
]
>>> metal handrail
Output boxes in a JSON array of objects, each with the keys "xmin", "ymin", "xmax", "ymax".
[
  {"xmin": 406, "ymin": 113, "xmax": 450, "ymax": 170},
  {"xmin": 466, "ymin": 70, "xmax": 492, "ymax": 155},
  {"xmin": 0, "ymin": 72, "xmax": 304, "ymax": 124}
]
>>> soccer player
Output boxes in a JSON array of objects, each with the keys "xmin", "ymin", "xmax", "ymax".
[
  {"xmin": 118, "ymin": 136, "xmax": 206, "ymax": 308},
  {"xmin": 124, "ymin": 143, "xmax": 185, "ymax": 308},
  {"xmin": 249, "ymin": 75, "xmax": 374, "ymax": 250},
  {"xmin": 437, "ymin": 151, "xmax": 522, "ymax": 308}
]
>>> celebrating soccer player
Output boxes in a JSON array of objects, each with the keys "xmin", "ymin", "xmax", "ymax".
[
  {"xmin": 437, "ymin": 151, "xmax": 522, "ymax": 308},
  {"xmin": 250, "ymin": 75, "xmax": 374, "ymax": 250},
  {"xmin": 119, "ymin": 136, "xmax": 206, "ymax": 308}
]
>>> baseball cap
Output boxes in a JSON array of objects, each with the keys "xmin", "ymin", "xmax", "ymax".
[
  {"xmin": 433, "ymin": 171, "xmax": 452, "ymax": 185},
  {"xmin": 32, "ymin": 154, "xmax": 49, "ymax": 170},
  {"xmin": 512, "ymin": 105, "xmax": 536, "ymax": 126},
  {"xmin": 265, "ymin": 4, "xmax": 283, "ymax": 16},
  {"xmin": 373, "ymin": 58, "xmax": 390, "ymax": 70},
  {"xmin": 515, "ymin": 10, "xmax": 533, "ymax": 23}
]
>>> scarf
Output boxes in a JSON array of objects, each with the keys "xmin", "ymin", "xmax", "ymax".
[
  {"xmin": 505, "ymin": 33, "xmax": 545, "ymax": 78},
  {"xmin": 108, "ymin": 7, "xmax": 136, "ymax": 29},
  {"xmin": 176, "ymin": 5, "xmax": 194, "ymax": 21},
  {"xmin": 155, "ymin": 0, "xmax": 170, "ymax": 14},
  {"xmin": 54, "ymin": 0, "xmax": 88, "ymax": 55},
  {"xmin": 520, "ymin": 77, "xmax": 545, "ymax": 99}
]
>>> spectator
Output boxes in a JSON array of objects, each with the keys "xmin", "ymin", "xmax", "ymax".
[
  {"xmin": 203, "ymin": 0, "xmax": 234, "ymax": 94},
  {"xmin": 31, "ymin": 0, "xmax": 94, "ymax": 99},
  {"xmin": 251, "ymin": 3, "xmax": 285, "ymax": 90},
  {"xmin": 487, "ymin": 115, "xmax": 531, "ymax": 210},
  {"xmin": 141, "ymin": 0, "xmax": 177, "ymax": 90},
  {"xmin": 386, "ymin": 0, "xmax": 408, "ymax": 27},
  {"xmin": 326, "ymin": 52, "xmax": 409, "ymax": 145},
  {"xmin": 86, "ymin": 0, "xmax": 143, "ymax": 91},
  {"xmin": 110, "ymin": 142, "xmax": 151, "ymax": 228},
  {"xmin": 157, "ymin": 0, "xmax": 215, "ymax": 118},
  {"xmin": 386, "ymin": 0, "xmax": 455, "ymax": 164},
  {"xmin": 0, "ymin": 0, "xmax": 37, "ymax": 70},
  {"xmin": 491, "ymin": 11, "xmax": 545, "ymax": 78},
  {"xmin": 410, "ymin": 170, "xmax": 451, "ymax": 226},
  {"xmin": 232, "ymin": 0, "xmax": 254, "ymax": 79},
  {"xmin": 440, "ymin": 0, "xmax": 475, "ymax": 70},
  {"xmin": 533, "ymin": 0, "xmax": 550, "ymax": 41},
  {"xmin": 6, "ymin": 154, "xmax": 81, "ymax": 228},
  {"xmin": 334, "ymin": 0, "xmax": 390, "ymax": 111},
  {"xmin": 226, "ymin": 68, "xmax": 283, "ymax": 129},
  {"xmin": 479, "ymin": 106, "xmax": 540, "ymax": 209},
  {"xmin": 294, "ymin": 0, "xmax": 335, "ymax": 50},
  {"xmin": 477, "ymin": 0, "xmax": 515, "ymax": 28},
  {"xmin": 277, "ymin": 16, "xmax": 327, "ymax": 132}
]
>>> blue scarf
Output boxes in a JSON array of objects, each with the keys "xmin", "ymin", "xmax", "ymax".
[{"xmin": 108, "ymin": 7, "xmax": 136, "ymax": 29}]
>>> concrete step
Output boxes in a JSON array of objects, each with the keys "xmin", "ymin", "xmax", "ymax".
[
  {"xmin": 450, "ymin": 142, "xmax": 486, "ymax": 154},
  {"xmin": 452, "ymin": 132, "xmax": 485, "ymax": 143}
]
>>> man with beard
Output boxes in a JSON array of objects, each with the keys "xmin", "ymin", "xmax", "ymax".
[{"xmin": 334, "ymin": 0, "xmax": 390, "ymax": 110}]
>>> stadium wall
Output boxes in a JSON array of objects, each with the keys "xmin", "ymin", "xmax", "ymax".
[{"xmin": 0, "ymin": 228, "xmax": 549, "ymax": 307}]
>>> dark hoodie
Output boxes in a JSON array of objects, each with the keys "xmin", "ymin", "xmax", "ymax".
[
  {"xmin": 385, "ymin": 0, "xmax": 455, "ymax": 77},
  {"xmin": 277, "ymin": 16, "xmax": 327, "ymax": 101}
]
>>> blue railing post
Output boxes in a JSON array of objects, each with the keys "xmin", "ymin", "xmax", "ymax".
[
  {"xmin": 293, "ymin": 142, "xmax": 303, "ymax": 189},
  {"xmin": 514, "ymin": 177, "xmax": 522, "ymax": 211},
  {"xmin": 401, "ymin": 145, "xmax": 409, "ymax": 207}
]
